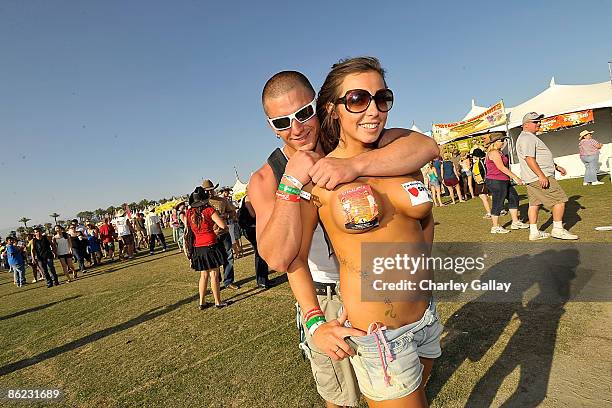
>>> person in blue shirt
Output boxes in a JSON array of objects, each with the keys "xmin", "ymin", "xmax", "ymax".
[{"xmin": 6, "ymin": 236, "xmax": 26, "ymax": 287}]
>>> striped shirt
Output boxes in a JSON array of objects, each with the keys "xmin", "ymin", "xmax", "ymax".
[{"xmin": 578, "ymin": 138, "xmax": 600, "ymax": 157}]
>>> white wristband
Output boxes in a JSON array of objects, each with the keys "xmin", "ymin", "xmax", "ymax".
[
  {"xmin": 308, "ymin": 321, "xmax": 325, "ymax": 336},
  {"xmin": 283, "ymin": 174, "xmax": 304, "ymax": 189},
  {"xmin": 299, "ymin": 190, "xmax": 311, "ymax": 201}
]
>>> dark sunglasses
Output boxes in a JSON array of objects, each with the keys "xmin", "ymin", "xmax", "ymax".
[
  {"xmin": 336, "ymin": 89, "xmax": 394, "ymax": 114},
  {"xmin": 267, "ymin": 98, "xmax": 317, "ymax": 131}
]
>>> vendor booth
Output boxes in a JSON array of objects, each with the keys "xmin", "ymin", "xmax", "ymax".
[{"xmin": 432, "ymin": 78, "xmax": 612, "ymax": 179}]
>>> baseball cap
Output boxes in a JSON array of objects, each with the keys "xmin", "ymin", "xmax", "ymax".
[{"xmin": 522, "ymin": 112, "xmax": 544, "ymax": 124}]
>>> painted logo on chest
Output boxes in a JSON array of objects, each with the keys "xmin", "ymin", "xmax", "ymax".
[{"xmin": 401, "ymin": 181, "xmax": 433, "ymax": 206}]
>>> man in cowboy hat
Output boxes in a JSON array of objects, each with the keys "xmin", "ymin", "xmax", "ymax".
[
  {"xmin": 112, "ymin": 208, "xmax": 136, "ymax": 259},
  {"xmin": 578, "ymin": 129, "xmax": 604, "ymax": 186},
  {"xmin": 220, "ymin": 187, "xmax": 244, "ymax": 260},
  {"xmin": 516, "ymin": 112, "xmax": 578, "ymax": 240},
  {"xmin": 202, "ymin": 179, "xmax": 239, "ymax": 289}
]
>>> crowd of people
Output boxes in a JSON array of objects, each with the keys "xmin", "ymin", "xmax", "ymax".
[
  {"xmin": 2, "ymin": 55, "xmax": 605, "ymax": 407},
  {"xmin": 2, "ymin": 207, "xmax": 183, "ymax": 287},
  {"xmin": 421, "ymin": 117, "xmax": 602, "ymax": 239}
]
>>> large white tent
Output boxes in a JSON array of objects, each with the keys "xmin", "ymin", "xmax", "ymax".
[
  {"xmin": 457, "ymin": 78, "xmax": 612, "ymax": 179},
  {"xmin": 461, "ymin": 99, "xmax": 488, "ymax": 121},
  {"xmin": 231, "ymin": 177, "xmax": 248, "ymax": 201},
  {"xmin": 506, "ymin": 78, "xmax": 612, "ymax": 129},
  {"xmin": 410, "ymin": 122, "xmax": 432, "ymax": 137}
]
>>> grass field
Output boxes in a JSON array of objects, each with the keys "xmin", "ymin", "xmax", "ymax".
[{"xmin": 1, "ymin": 176, "xmax": 610, "ymax": 407}]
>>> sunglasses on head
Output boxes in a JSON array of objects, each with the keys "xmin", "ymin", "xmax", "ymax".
[
  {"xmin": 267, "ymin": 97, "xmax": 317, "ymax": 131},
  {"xmin": 336, "ymin": 89, "xmax": 394, "ymax": 114}
]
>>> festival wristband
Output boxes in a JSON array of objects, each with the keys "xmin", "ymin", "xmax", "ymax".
[
  {"xmin": 304, "ymin": 307, "xmax": 324, "ymax": 321},
  {"xmin": 308, "ymin": 321, "xmax": 325, "ymax": 336},
  {"xmin": 299, "ymin": 190, "xmax": 312, "ymax": 201},
  {"xmin": 278, "ymin": 183, "xmax": 302, "ymax": 195},
  {"xmin": 275, "ymin": 191, "xmax": 300, "ymax": 202},
  {"xmin": 282, "ymin": 174, "xmax": 304, "ymax": 189},
  {"xmin": 305, "ymin": 315, "xmax": 326, "ymax": 329}
]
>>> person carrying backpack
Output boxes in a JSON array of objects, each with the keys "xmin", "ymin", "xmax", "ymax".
[
  {"xmin": 471, "ymin": 146, "xmax": 494, "ymax": 218},
  {"xmin": 238, "ymin": 193, "xmax": 269, "ymax": 289}
]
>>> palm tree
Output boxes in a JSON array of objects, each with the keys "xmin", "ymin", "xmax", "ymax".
[
  {"xmin": 138, "ymin": 199, "xmax": 150, "ymax": 210},
  {"xmin": 94, "ymin": 208, "xmax": 105, "ymax": 221},
  {"xmin": 18, "ymin": 217, "xmax": 31, "ymax": 228},
  {"xmin": 50, "ymin": 212, "xmax": 60, "ymax": 224},
  {"xmin": 44, "ymin": 223, "xmax": 53, "ymax": 234}
]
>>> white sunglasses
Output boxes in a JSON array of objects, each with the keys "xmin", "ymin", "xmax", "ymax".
[{"xmin": 267, "ymin": 98, "xmax": 317, "ymax": 131}]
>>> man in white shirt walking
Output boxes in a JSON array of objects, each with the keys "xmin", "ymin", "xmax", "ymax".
[
  {"xmin": 515, "ymin": 112, "xmax": 578, "ymax": 240},
  {"xmin": 145, "ymin": 208, "xmax": 167, "ymax": 254}
]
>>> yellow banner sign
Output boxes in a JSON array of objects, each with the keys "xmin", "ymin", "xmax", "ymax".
[{"xmin": 433, "ymin": 101, "xmax": 506, "ymax": 144}]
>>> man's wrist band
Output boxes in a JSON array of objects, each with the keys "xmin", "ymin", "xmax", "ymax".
[
  {"xmin": 278, "ymin": 183, "xmax": 301, "ymax": 195},
  {"xmin": 282, "ymin": 174, "xmax": 303, "ymax": 189},
  {"xmin": 275, "ymin": 191, "xmax": 300, "ymax": 202}
]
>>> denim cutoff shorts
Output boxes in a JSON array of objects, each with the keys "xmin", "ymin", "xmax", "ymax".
[{"xmin": 346, "ymin": 301, "xmax": 443, "ymax": 401}]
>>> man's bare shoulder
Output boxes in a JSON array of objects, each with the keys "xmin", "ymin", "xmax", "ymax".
[
  {"xmin": 248, "ymin": 162, "xmax": 279, "ymax": 212},
  {"xmin": 250, "ymin": 162, "xmax": 277, "ymax": 191}
]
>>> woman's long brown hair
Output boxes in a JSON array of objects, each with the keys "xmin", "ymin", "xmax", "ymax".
[{"xmin": 316, "ymin": 57, "xmax": 387, "ymax": 155}]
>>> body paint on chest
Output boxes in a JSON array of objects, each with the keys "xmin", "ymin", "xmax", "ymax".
[{"xmin": 338, "ymin": 185, "xmax": 379, "ymax": 230}]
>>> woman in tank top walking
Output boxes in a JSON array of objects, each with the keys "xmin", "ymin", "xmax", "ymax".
[{"xmin": 485, "ymin": 134, "xmax": 529, "ymax": 234}]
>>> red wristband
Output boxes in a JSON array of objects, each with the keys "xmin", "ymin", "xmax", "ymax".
[
  {"xmin": 276, "ymin": 191, "xmax": 300, "ymax": 202},
  {"xmin": 304, "ymin": 307, "xmax": 324, "ymax": 321}
]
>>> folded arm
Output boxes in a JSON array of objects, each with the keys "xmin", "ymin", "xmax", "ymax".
[
  {"xmin": 309, "ymin": 129, "xmax": 439, "ymax": 189},
  {"xmin": 249, "ymin": 169, "xmax": 302, "ymax": 271}
]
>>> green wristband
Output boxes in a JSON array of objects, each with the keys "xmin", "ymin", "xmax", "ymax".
[
  {"xmin": 305, "ymin": 315, "xmax": 326, "ymax": 329},
  {"xmin": 278, "ymin": 183, "xmax": 302, "ymax": 195}
]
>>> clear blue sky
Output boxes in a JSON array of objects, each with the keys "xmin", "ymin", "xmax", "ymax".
[{"xmin": 1, "ymin": 0, "xmax": 611, "ymax": 233}]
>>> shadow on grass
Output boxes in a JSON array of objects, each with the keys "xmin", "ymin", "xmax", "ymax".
[
  {"xmin": 76, "ymin": 251, "xmax": 182, "ymax": 281},
  {"xmin": 0, "ymin": 294, "xmax": 198, "ymax": 377},
  {"xmin": 0, "ymin": 281, "xmax": 62, "ymax": 299},
  {"xmin": 223, "ymin": 286, "xmax": 268, "ymax": 304},
  {"xmin": 0, "ymin": 295, "xmax": 82, "ymax": 321},
  {"xmin": 428, "ymin": 248, "xmax": 579, "ymax": 407},
  {"xmin": 222, "ymin": 273, "xmax": 288, "ymax": 305},
  {"xmin": 515, "ymin": 194, "xmax": 584, "ymax": 232},
  {"xmin": 0, "ymin": 251, "xmax": 183, "ymax": 299},
  {"xmin": 540, "ymin": 195, "xmax": 584, "ymax": 231}
]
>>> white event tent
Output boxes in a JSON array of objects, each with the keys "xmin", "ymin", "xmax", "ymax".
[{"xmin": 459, "ymin": 78, "xmax": 612, "ymax": 179}]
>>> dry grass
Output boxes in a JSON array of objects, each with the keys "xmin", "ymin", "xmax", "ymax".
[{"xmin": 0, "ymin": 176, "xmax": 610, "ymax": 407}]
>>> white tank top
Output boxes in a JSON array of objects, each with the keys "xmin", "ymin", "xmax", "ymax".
[
  {"xmin": 308, "ymin": 224, "xmax": 340, "ymax": 283},
  {"xmin": 278, "ymin": 149, "xmax": 339, "ymax": 283},
  {"xmin": 55, "ymin": 236, "xmax": 70, "ymax": 256}
]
